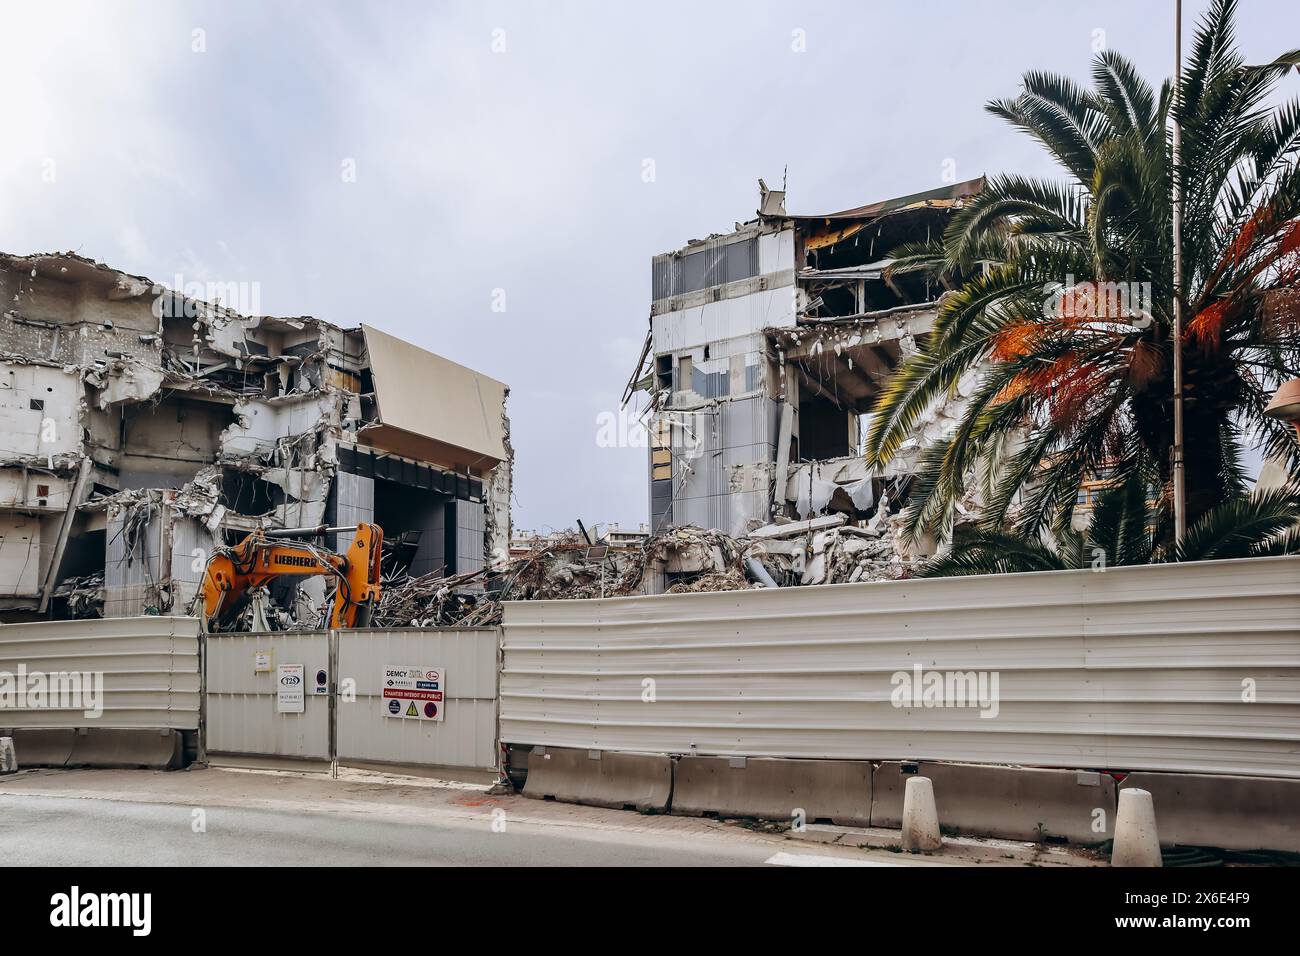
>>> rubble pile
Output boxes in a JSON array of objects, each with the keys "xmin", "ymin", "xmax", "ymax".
[
  {"xmin": 374, "ymin": 511, "xmax": 912, "ymax": 628},
  {"xmin": 373, "ymin": 526, "xmax": 748, "ymax": 627},
  {"xmin": 664, "ymin": 568, "xmax": 750, "ymax": 593},
  {"xmin": 375, "ymin": 566, "xmax": 501, "ymax": 628},
  {"xmin": 375, "ymin": 532, "xmax": 613, "ymax": 628},
  {"xmin": 49, "ymin": 573, "xmax": 104, "ymax": 619},
  {"xmin": 745, "ymin": 506, "xmax": 911, "ymax": 587}
]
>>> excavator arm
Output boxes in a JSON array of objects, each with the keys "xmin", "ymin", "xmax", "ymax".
[{"xmin": 198, "ymin": 523, "xmax": 383, "ymax": 631}]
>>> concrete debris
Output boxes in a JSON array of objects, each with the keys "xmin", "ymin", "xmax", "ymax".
[
  {"xmin": 665, "ymin": 568, "xmax": 750, "ymax": 593},
  {"xmin": 374, "ymin": 526, "xmax": 749, "ymax": 627},
  {"xmin": 49, "ymin": 571, "xmax": 104, "ymax": 619},
  {"xmin": 744, "ymin": 498, "xmax": 913, "ymax": 587},
  {"xmin": 377, "ymin": 511, "xmax": 915, "ymax": 627}
]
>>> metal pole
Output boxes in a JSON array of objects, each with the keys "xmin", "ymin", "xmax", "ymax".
[{"xmin": 1172, "ymin": 0, "xmax": 1187, "ymax": 544}]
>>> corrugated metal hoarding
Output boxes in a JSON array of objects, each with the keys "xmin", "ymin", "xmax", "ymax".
[
  {"xmin": 335, "ymin": 627, "xmax": 498, "ymax": 773},
  {"xmin": 500, "ymin": 556, "xmax": 1300, "ymax": 778},
  {"xmin": 204, "ymin": 630, "xmax": 332, "ymax": 761},
  {"xmin": 0, "ymin": 615, "xmax": 199, "ymax": 730}
]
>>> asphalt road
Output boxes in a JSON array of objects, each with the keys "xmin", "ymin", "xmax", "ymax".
[{"xmin": 0, "ymin": 793, "xmax": 901, "ymax": 867}]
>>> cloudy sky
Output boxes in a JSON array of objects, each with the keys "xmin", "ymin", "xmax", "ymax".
[{"xmin": 2, "ymin": 0, "xmax": 1294, "ymax": 533}]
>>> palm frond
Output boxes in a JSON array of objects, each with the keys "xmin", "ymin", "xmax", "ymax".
[
  {"xmin": 917, "ymin": 529, "xmax": 1072, "ymax": 577},
  {"xmin": 1172, "ymin": 488, "xmax": 1300, "ymax": 561}
]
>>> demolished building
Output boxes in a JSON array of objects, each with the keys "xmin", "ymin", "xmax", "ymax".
[
  {"xmin": 0, "ymin": 252, "xmax": 511, "ymax": 626},
  {"xmin": 626, "ymin": 178, "xmax": 986, "ymax": 582}
]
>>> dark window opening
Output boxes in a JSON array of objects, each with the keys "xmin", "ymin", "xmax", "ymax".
[
  {"xmin": 797, "ymin": 388, "xmax": 855, "ymax": 461},
  {"xmin": 654, "ymin": 355, "xmax": 672, "ymax": 390},
  {"xmin": 220, "ymin": 470, "xmax": 282, "ymax": 517},
  {"xmin": 373, "ymin": 478, "xmax": 453, "ymax": 578}
]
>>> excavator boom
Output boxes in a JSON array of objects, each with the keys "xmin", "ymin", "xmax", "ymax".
[{"xmin": 198, "ymin": 523, "xmax": 383, "ymax": 631}]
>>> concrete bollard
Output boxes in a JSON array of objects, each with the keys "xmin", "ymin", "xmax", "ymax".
[
  {"xmin": 0, "ymin": 736, "xmax": 16, "ymax": 774},
  {"xmin": 901, "ymin": 775, "xmax": 942, "ymax": 852},
  {"xmin": 1112, "ymin": 787, "xmax": 1162, "ymax": 867}
]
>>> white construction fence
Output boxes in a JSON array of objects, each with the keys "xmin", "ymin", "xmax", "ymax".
[
  {"xmin": 0, "ymin": 615, "xmax": 200, "ymax": 767},
  {"xmin": 500, "ymin": 555, "xmax": 1300, "ymax": 779}
]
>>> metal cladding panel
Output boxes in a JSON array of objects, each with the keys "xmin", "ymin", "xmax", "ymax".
[
  {"xmin": 500, "ymin": 557, "xmax": 1300, "ymax": 778},
  {"xmin": 652, "ymin": 289, "xmax": 796, "ymax": 355},
  {"xmin": 670, "ymin": 393, "xmax": 775, "ymax": 538},
  {"xmin": 204, "ymin": 630, "xmax": 331, "ymax": 760},
  {"xmin": 0, "ymin": 616, "xmax": 199, "ymax": 730},
  {"xmin": 361, "ymin": 324, "xmax": 507, "ymax": 465},
  {"xmin": 335, "ymin": 628, "xmax": 498, "ymax": 771}
]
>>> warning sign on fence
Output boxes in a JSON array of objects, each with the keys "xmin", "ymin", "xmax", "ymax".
[{"xmin": 382, "ymin": 665, "xmax": 445, "ymax": 721}]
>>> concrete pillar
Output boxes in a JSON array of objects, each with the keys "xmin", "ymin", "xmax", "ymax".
[
  {"xmin": 1112, "ymin": 788, "xmax": 1162, "ymax": 867},
  {"xmin": 0, "ymin": 736, "xmax": 16, "ymax": 774},
  {"xmin": 901, "ymin": 776, "xmax": 942, "ymax": 851}
]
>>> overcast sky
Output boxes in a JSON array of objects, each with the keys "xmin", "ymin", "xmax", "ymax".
[{"xmin": 2, "ymin": 0, "xmax": 1295, "ymax": 533}]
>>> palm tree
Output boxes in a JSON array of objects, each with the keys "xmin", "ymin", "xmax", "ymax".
[
  {"xmin": 918, "ymin": 482, "xmax": 1300, "ymax": 577},
  {"xmin": 866, "ymin": 0, "xmax": 1300, "ymax": 548}
]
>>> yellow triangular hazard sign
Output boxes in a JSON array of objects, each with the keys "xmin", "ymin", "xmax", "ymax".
[{"xmin": 406, "ymin": 702, "xmax": 418, "ymax": 717}]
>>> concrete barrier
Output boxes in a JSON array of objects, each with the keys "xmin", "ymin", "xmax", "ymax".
[
  {"xmin": 1120, "ymin": 772, "xmax": 1300, "ymax": 853},
  {"xmin": 1, "ymin": 729, "xmax": 76, "ymax": 766},
  {"xmin": 522, "ymin": 746, "xmax": 672, "ymax": 812},
  {"xmin": 67, "ymin": 729, "xmax": 184, "ymax": 769},
  {"xmin": 873, "ymin": 761, "xmax": 1115, "ymax": 843},
  {"xmin": 671, "ymin": 756, "xmax": 872, "ymax": 826},
  {"xmin": 505, "ymin": 743, "xmax": 532, "ymax": 790},
  {"xmin": 2, "ymin": 728, "xmax": 183, "ymax": 769}
]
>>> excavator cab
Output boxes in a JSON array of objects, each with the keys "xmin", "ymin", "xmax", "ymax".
[{"xmin": 195, "ymin": 523, "xmax": 383, "ymax": 632}]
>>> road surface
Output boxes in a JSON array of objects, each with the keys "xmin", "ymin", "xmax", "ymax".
[
  {"xmin": 0, "ymin": 792, "xmax": 882, "ymax": 866},
  {"xmin": 0, "ymin": 767, "xmax": 1066, "ymax": 867}
]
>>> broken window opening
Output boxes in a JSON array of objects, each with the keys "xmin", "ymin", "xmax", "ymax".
[
  {"xmin": 796, "ymin": 385, "xmax": 857, "ymax": 462},
  {"xmin": 372, "ymin": 478, "xmax": 454, "ymax": 579},
  {"xmin": 654, "ymin": 355, "xmax": 672, "ymax": 391},
  {"xmin": 220, "ymin": 470, "xmax": 282, "ymax": 518}
]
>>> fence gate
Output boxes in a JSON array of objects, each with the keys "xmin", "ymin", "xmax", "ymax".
[
  {"xmin": 334, "ymin": 627, "xmax": 499, "ymax": 779},
  {"xmin": 202, "ymin": 626, "xmax": 500, "ymax": 779},
  {"xmin": 203, "ymin": 630, "xmax": 333, "ymax": 766}
]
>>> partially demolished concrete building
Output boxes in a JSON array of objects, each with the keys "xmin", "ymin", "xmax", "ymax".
[
  {"xmin": 628, "ymin": 178, "xmax": 984, "ymax": 582},
  {"xmin": 0, "ymin": 252, "xmax": 511, "ymax": 626}
]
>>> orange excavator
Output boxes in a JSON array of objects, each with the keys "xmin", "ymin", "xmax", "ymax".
[{"xmin": 196, "ymin": 523, "xmax": 383, "ymax": 631}]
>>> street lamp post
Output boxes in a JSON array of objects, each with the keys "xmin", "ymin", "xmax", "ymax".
[{"xmin": 1172, "ymin": 0, "xmax": 1187, "ymax": 543}]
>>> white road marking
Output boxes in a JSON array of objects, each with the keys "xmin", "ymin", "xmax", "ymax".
[{"xmin": 764, "ymin": 851, "xmax": 901, "ymax": 867}]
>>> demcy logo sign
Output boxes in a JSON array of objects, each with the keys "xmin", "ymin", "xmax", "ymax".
[{"xmin": 381, "ymin": 664, "xmax": 445, "ymax": 722}]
